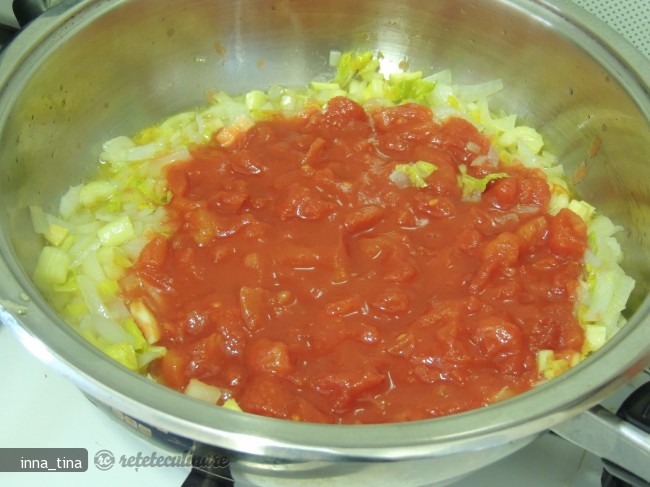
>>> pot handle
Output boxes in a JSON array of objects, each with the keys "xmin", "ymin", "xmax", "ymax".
[
  {"xmin": 12, "ymin": 0, "xmax": 62, "ymax": 27},
  {"xmin": 551, "ymin": 379, "xmax": 650, "ymax": 485},
  {"xmin": 0, "ymin": 0, "xmax": 61, "ymax": 51}
]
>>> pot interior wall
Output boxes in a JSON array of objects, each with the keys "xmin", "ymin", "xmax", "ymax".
[{"xmin": 0, "ymin": 0, "xmax": 649, "ymax": 350}]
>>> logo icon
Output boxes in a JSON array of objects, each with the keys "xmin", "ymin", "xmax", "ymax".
[{"xmin": 94, "ymin": 450, "xmax": 115, "ymax": 471}]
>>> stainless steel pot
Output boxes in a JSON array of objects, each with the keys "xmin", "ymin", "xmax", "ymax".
[{"xmin": 0, "ymin": 1, "xmax": 649, "ymax": 485}]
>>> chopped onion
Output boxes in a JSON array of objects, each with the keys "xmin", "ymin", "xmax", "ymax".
[
  {"xmin": 470, "ymin": 155, "xmax": 487, "ymax": 166},
  {"xmin": 516, "ymin": 204, "xmax": 541, "ymax": 214},
  {"xmin": 77, "ymin": 275, "xmax": 111, "ymax": 319},
  {"xmin": 486, "ymin": 145, "xmax": 499, "ymax": 167},
  {"xmin": 389, "ymin": 171, "xmax": 410, "ymax": 189},
  {"xmin": 184, "ymin": 379, "xmax": 222, "ymax": 404},
  {"xmin": 491, "ymin": 212, "xmax": 519, "ymax": 226}
]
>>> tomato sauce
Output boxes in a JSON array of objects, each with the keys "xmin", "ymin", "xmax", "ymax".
[{"xmin": 123, "ymin": 97, "xmax": 587, "ymax": 423}]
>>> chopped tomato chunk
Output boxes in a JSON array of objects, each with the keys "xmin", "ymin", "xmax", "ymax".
[{"xmin": 548, "ymin": 208, "xmax": 588, "ymax": 258}]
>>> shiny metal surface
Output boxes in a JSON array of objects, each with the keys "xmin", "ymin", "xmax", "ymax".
[
  {"xmin": 0, "ymin": 0, "xmax": 649, "ymax": 485},
  {"xmin": 553, "ymin": 404, "xmax": 650, "ymax": 482}
]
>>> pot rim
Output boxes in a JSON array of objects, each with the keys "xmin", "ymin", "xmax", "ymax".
[{"xmin": 0, "ymin": 0, "xmax": 649, "ymax": 461}]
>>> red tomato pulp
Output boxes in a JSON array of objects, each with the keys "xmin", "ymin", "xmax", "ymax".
[{"xmin": 122, "ymin": 97, "xmax": 587, "ymax": 423}]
